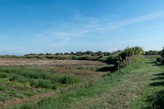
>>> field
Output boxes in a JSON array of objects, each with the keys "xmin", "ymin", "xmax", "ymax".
[
  {"xmin": 0, "ymin": 57, "xmax": 164, "ymax": 109},
  {"xmin": 0, "ymin": 58, "xmax": 107, "ymax": 108}
]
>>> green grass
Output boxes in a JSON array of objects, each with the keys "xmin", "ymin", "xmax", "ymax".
[
  {"xmin": 0, "ymin": 62, "xmax": 105, "ymax": 108},
  {"xmin": 0, "ymin": 66, "xmax": 80, "ymax": 102},
  {"xmin": 0, "ymin": 79, "xmax": 42, "ymax": 102},
  {"xmin": 0, "ymin": 66, "xmax": 80, "ymax": 86},
  {"xmin": 8, "ymin": 58, "xmax": 159, "ymax": 109},
  {"xmin": 132, "ymin": 64, "xmax": 164, "ymax": 109},
  {"xmin": 2, "ymin": 58, "xmax": 164, "ymax": 109}
]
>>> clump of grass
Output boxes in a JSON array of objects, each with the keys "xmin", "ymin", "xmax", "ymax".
[
  {"xmin": 9, "ymin": 75, "xmax": 26, "ymax": 83},
  {"xmin": 36, "ymin": 79, "xmax": 58, "ymax": 90},
  {"xmin": 1, "ymin": 66, "xmax": 80, "ymax": 90},
  {"xmin": 0, "ymin": 85, "xmax": 5, "ymax": 91},
  {"xmin": 0, "ymin": 73, "xmax": 8, "ymax": 78},
  {"xmin": 27, "ymin": 79, "xmax": 38, "ymax": 87},
  {"xmin": 60, "ymin": 75, "xmax": 80, "ymax": 84}
]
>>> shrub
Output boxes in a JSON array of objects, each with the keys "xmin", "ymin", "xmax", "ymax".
[
  {"xmin": 157, "ymin": 47, "xmax": 164, "ymax": 64},
  {"xmin": 107, "ymin": 53, "xmax": 120, "ymax": 64},
  {"xmin": 162, "ymin": 59, "xmax": 164, "ymax": 64},
  {"xmin": 107, "ymin": 46, "xmax": 144, "ymax": 69},
  {"xmin": 161, "ymin": 47, "xmax": 164, "ymax": 64},
  {"xmin": 161, "ymin": 47, "xmax": 164, "ymax": 58},
  {"xmin": 156, "ymin": 57, "xmax": 163, "ymax": 63}
]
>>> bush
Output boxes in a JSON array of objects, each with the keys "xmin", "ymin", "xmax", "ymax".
[
  {"xmin": 107, "ymin": 46, "xmax": 144, "ymax": 69},
  {"xmin": 162, "ymin": 59, "xmax": 164, "ymax": 64},
  {"xmin": 161, "ymin": 47, "xmax": 164, "ymax": 58},
  {"xmin": 107, "ymin": 53, "xmax": 120, "ymax": 64},
  {"xmin": 157, "ymin": 47, "xmax": 164, "ymax": 64},
  {"xmin": 156, "ymin": 57, "xmax": 163, "ymax": 62}
]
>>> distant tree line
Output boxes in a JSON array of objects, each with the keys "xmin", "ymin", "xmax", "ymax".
[
  {"xmin": 23, "ymin": 50, "xmax": 162, "ymax": 58},
  {"xmin": 23, "ymin": 51, "xmax": 114, "ymax": 61},
  {"xmin": 25, "ymin": 51, "xmax": 111, "ymax": 56},
  {"xmin": 0, "ymin": 48, "xmax": 162, "ymax": 63},
  {"xmin": 144, "ymin": 50, "xmax": 161, "ymax": 55}
]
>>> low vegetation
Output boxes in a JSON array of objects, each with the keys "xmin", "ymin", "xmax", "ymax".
[
  {"xmin": 1, "ymin": 46, "xmax": 164, "ymax": 109},
  {"xmin": 0, "ymin": 61, "xmax": 106, "ymax": 108},
  {"xmin": 7, "ymin": 57, "xmax": 164, "ymax": 109},
  {"xmin": 0, "ymin": 66, "xmax": 81, "ymax": 102}
]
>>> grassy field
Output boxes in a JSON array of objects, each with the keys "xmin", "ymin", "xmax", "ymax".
[
  {"xmin": 0, "ymin": 59, "xmax": 107, "ymax": 108},
  {"xmin": 0, "ymin": 57, "xmax": 164, "ymax": 109}
]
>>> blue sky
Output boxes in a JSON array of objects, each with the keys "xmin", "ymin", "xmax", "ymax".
[{"xmin": 0, "ymin": 0, "xmax": 164, "ymax": 55}]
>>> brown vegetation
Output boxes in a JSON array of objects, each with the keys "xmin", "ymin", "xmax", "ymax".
[{"xmin": 0, "ymin": 58, "xmax": 106, "ymax": 66}]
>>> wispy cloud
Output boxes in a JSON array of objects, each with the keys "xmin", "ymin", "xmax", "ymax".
[
  {"xmin": 31, "ymin": 11, "xmax": 164, "ymax": 50},
  {"xmin": 85, "ymin": 11, "xmax": 164, "ymax": 32}
]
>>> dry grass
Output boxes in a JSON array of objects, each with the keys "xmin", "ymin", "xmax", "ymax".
[{"xmin": 0, "ymin": 58, "xmax": 106, "ymax": 66}]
